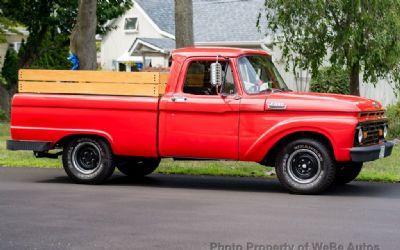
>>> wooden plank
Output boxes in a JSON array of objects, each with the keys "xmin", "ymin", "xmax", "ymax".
[
  {"xmin": 19, "ymin": 69, "xmax": 160, "ymax": 84},
  {"xmin": 159, "ymin": 83, "xmax": 167, "ymax": 95},
  {"xmin": 19, "ymin": 81, "xmax": 160, "ymax": 97},
  {"xmin": 160, "ymin": 73, "xmax": 170, "ymax": 84}
]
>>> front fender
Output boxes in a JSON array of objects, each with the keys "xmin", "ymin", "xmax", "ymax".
[{"xmin": 241, "ymin": 116, "xmax": 358, "ymax": 162}]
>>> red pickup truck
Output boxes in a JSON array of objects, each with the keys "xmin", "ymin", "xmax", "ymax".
[{"xmin": 7, "ymin": 47, "xmax": 394, "ymax": 194}]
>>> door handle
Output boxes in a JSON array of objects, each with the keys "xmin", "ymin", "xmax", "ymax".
[{"xmin": 171, "ymin": 96, "xmax": 187, "ymax": 102}]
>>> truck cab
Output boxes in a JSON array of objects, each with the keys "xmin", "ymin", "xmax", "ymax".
[{"xmin": 7, "ymin": 47, "xmax": 394, "ymax": 194}]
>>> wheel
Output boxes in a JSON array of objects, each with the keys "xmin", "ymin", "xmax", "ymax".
[
  {"xmin": 116, "ymin": 157, "xmax": 160, "ymax": 178},
  {"xmin": 275, "ymin": 138, "xmax": 336, "ymax": 194},
  {"xmin": 334, "ymin": 162, "xmax": 363, "ymax": 185},
  {"xmin": 62, "ymin": 137, "xmax": 115, "ymax": 184}
]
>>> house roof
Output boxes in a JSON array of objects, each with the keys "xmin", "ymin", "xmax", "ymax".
[
  {"xmin": 135, "ymin": 0, "xmax": 267, "ymax": 43},
  {"xmin": 138, "ymin": 38, "xmax": 176, "ymax": 51},
  {"xmin": 129, "ymin": 37, "xmax": 176, "ymax": 53},
  {"xmin": 129, "ymin": 39, "xmax": 270, "ymax": 57}
]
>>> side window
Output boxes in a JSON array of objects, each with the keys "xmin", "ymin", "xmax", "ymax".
[{"xmin": 183, "ymin": 61, "xmax": 237, "ymax": 95}]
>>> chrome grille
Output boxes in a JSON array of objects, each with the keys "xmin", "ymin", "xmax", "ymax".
[
  {"xmin": 359, "ymin": 111, "xmax": 385, "ymax": 118},
  {"xmin": 359, "ymin": 120, "xmax": 387, "ymax": 146}
]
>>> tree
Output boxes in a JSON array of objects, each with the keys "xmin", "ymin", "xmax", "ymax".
[
  {"xmin": 310, "ymin": 66, "xmax": 350, "ymax": 95},
  {"xmin": 174, "ymin": 0, "xmax": 194, "ymax": 48},
  {"xmin": 27, "ymin": 33, "xmax": 71, "ymax": 70},
  {"xmin": 0, "ymin": 16, "xmax": 20, "ymax": 43},
  {"xmin": 259, "ymin": 0, "xmax": 400, "ymax": 96},
  {"xmin": 1, "ymin": 48, "xmax": 19, "ymax": 91},
  {"xmin": 0, "ymin": 0, "xmax": 133, "ymax": 69},
  {"xmin": 70, "ymin": 0, "xmax": 97, "ymax": 70}
]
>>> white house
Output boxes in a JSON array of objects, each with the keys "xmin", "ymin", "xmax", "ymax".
[
  {"xmin": 101, "ymin": 0, "xmax": 269, "ymax": 71},
  {"xmin": 101, "ymin": 0, "xmax": 398, "ymax": 106},
  {"xmin": 0, "ymin": 27, "xmax": 28, "ymax": 72}
]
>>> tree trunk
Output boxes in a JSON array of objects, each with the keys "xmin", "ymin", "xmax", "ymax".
[
  {"xmin": 70, "ymin": 0, "xmax": 97, "ymax": 70},
  {"xmin": 174, "ymin": 0, "xmax": 194, "ymax": 48},
  {"xmin": 349, "ymin": 62, "xmax": 360, "ymax": 96}
]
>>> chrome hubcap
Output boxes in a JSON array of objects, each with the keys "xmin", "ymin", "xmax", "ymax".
[
  {"xmin": 72, "ymin": 142, "xmax": 102, "ymax": 174},
  {"xmin": 287, "ymin": 148, "xmax": 322, "ymax": 184}
]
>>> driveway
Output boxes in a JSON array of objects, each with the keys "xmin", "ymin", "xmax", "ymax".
[{"xmin": 0, "ymin": 167, "xmax": 399, "ymax": 250}]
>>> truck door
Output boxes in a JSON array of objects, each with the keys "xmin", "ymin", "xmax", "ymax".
[{"xmin": 159, "ymin": 58, "xmax": 240, "ymax": 160}]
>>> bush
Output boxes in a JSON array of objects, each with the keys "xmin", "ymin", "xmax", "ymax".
[
  {"xmin": 386, "ymin": 102, "xmax": 400, "ymax": 139},
  {"xmin": 0, "ymin": 109, "xmax": 9, "ymax": 122},
  {"xmin": 310, "ymin": 66, "xmax": 350, "ymax": 94},
  {"xmin": 0, "ymin": 76, "xmax": 6, "ymax": 87},
  {"xmin": 1, "ymin": 48, "xmax": 19, "ymax": 90},
  {"xmin": 26, "ymin": 32, "xmax": 71, "ymax": 70}
]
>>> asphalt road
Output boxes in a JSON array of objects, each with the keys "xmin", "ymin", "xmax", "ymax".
[{"xmin": 0, "ymin": 167, "xmax": 399, "ymax": 250}]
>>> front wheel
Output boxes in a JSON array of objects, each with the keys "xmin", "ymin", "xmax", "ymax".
[
  {"xmin": 334, "ymin": 162, "xmax": 363, "ymax": 185},
  {"xmin": 116, "ymin": 157, "xmax": 160, "ymax": 178},
  {"xmin": 62, "ymin": 137, "xmax": 115, "ymax": 184},
  {"xmin": 275, "ymin": 138, "xmax": 336, "ymax": 194}
]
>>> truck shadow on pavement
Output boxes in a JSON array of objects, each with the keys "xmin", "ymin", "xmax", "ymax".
[{"xmin": 39, "ymin": 173, "xmax": 400, "ymax": 198}]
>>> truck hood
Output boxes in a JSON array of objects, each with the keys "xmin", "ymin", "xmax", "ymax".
[{"xmin": 265, "ymin": 92, "xmax": 383, "ymax": 112}]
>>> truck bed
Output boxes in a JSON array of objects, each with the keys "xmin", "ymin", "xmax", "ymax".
[{"xmin": 11, "ymin": 93, "xmax": 160, "ymax": 157}]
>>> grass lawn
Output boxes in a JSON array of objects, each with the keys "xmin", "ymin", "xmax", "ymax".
[{"xmin": 0, "ymin": 122, "xmax": 398, "ymax": 182}]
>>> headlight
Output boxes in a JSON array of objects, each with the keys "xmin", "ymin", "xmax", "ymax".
[
  {"xmin": 383, "ymin": 125, "xmax": 388, "ymax": 138},
  {"xmin": 358, "ymin": 128, "xmax": 363, "ymax": 144}
]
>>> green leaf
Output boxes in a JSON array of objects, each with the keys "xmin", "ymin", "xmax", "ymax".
[{"xmin": 258, "ymin": 0, "xmax": 400, "ymax": 95}]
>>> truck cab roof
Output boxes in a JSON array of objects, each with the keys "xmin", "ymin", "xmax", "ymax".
[{"xmin": 172, "ymin": 47, "xmax": 270, "ymax": 58}]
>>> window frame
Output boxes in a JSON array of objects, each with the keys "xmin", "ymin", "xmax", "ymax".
[
  {"xmin": 237, "ymin": 54, "xmax": 289, "ymax": 95},
  {"xmin": 180, "ymin": 57, "xmax": 239, "ymax": 97},
  {"xmin": 124, "ymin": 17, "xmax": 139, "ymax": 33}
]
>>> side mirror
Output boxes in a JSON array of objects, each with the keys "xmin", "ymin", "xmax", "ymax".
[{"xmin": 210, "ymin": 62, "xmax": 223, "ymax": 86}]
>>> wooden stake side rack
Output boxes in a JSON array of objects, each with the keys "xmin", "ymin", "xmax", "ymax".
[{"xmin": 18, "ymin": 70, "xmax": 169, "ymax": 97}]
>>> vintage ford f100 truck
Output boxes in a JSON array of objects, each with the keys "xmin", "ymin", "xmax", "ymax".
[{"xmin": 7, "ymin": 47, "xmax": 394, "ymax": 194}]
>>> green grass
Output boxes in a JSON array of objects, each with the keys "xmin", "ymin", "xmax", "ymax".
[
  {"xmin": 0, "ymin": 123, "xmax": 61, "ymax": 168},
  {"xmin": 358, "ymin": 146, "xmax": 400, "ymax": 182},
  {"xmin": 0, "ymin": 122, "xmax": 398, "ymax": 182}
]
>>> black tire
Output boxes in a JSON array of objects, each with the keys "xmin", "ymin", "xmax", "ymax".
[
  {"xmin": 334, "ymin": 162, "xmax": 363, "ymax": 185},
  {"xmin": 275, "ymin": 138, "xmax": 336, "ymax": 194},
  {"xmin": 116, "ymin": 157, "xmax": 160, "ymax": 178},
  {"xmin": 62, "ymin": 137, "xmax": 115, "ymax": 184}
]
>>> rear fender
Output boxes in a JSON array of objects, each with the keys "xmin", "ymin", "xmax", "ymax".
[{"xmin": 11, "ymin": 126, "xmax": 114, "ymax": 151}]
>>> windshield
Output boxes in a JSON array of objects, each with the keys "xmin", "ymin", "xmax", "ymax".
[{"xmin": 238, "ymin": 55, "xmax": 289, "ymax": 94}]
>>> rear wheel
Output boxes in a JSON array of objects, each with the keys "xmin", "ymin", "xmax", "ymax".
[
  {"xmin": 334, "ymin": 162, "xmax": 363, "ymax": 185},
  {"xmin": 275, "ymin": 138, "xmax": 336, "ymax": 194},
  {"xmin": 62, "ymin": 137, "xmax": 115, "ymax": 184},
  {"xmin": 116, "ymin": 157, "xmax": 160, "ymax": 178}
]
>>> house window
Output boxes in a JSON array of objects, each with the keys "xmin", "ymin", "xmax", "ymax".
[
  {"xmin": 124, "ymin": 18, "xmax": 138, "ymax": 32},
  {"xmin": 145, "ymin": 59, "xmax": 152, "ymax": 67},
  {"xmin": 9, "ymin": 42, "xmax": 22, "ymax": 52},
  {"xmin": 119, "ymin": 63, "xmax": 126, "ymax": 72}
]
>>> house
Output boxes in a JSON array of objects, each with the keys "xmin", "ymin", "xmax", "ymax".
[
  {"xmin": 101, "ymin": 0, "xmax": 301, "ymax": 88},
  {"xmin": 0, "ymin": 27, "xmax": 29, "ymax": 113},
  {"xmin": 101, "ymin": 0, "xmax": 398, "ymax": 106},
  {"xmin": 101, "ymin": 0, "xmax": 268, "ymax": 70},
  {"xmin": 0, "ymin": 27, "xmax": 28, "ymax": 72}
]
